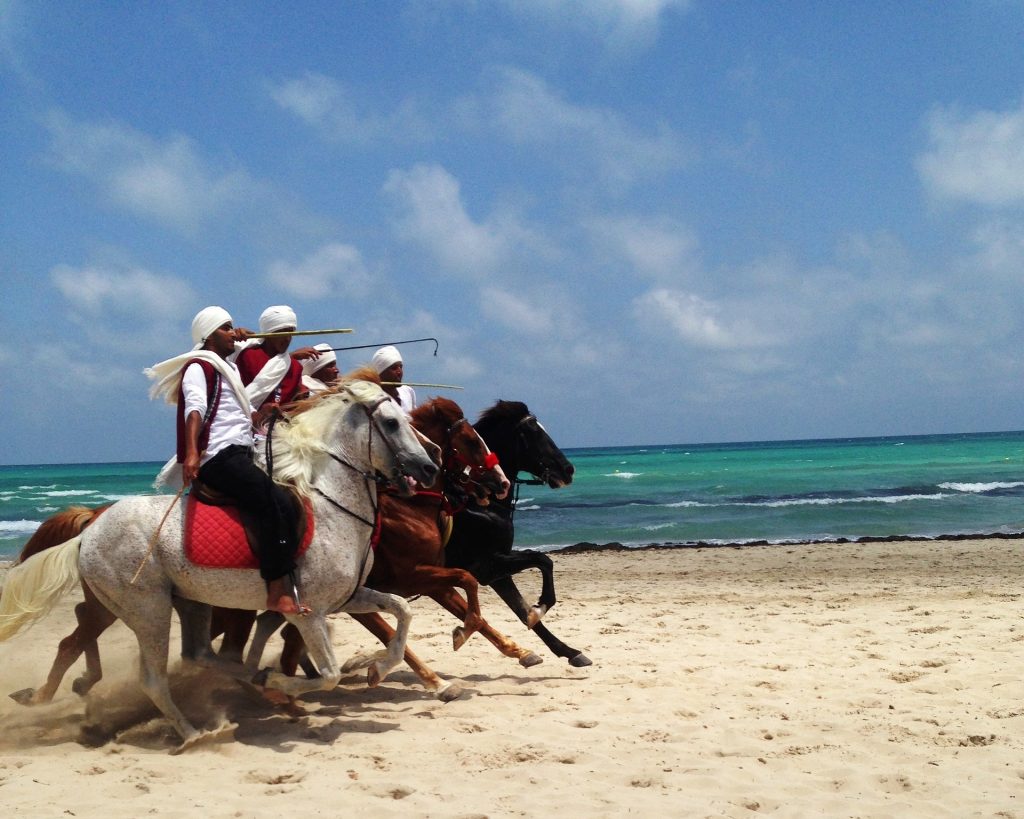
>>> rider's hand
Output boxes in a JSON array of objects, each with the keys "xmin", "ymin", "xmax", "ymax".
[{"xmin": 290, "ymin": 346, "xmax": 320, "ymax": 361}]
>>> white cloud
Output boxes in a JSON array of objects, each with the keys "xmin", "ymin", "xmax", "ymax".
[
  {"xmin": 497, "ymin": 0, "xmax": 691, "ymax": 48},
  {"xmin": 266, "ymin": 242, "xmax": 373, "ymax": 300},
  {"xmin": 44, "ymin": 110, "xmax": 255, "ymax": 233},
  {"xmin": 917, "ymin": 101, "xmax": 1024, "ymax": 207},
  {"xmin": 487, "ymin": 67, "xmax": 691, "ymax": 186},
  {"xmin": 632, "ymin": 288, "xmax": 768, "ymax": 350},
  {"xmin": 51, "ymin": 263, "xmax": 195, "ymax": 320},
  {"xmin": 269, "ymin": 72, "xmax": 431, "ymax": 144},
  {"xmin": 585, "ymin": 214, "xmax": 700, "ymax": 282},
  {"xmin": 479, "ymin": 286, "xmax": 554, "ymax": 335},
  {"xmin": 384, "ymin": 163, "xmax": 509, "ymax": 276}
]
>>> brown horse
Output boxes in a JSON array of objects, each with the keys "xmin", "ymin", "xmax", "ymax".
[{"xmin": 246, "ymin": 395, "xmax": 546, "ymax": 682}]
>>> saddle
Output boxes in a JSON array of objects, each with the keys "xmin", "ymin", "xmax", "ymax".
[{"xmin": 183, "ymin": 482, "xmax": 314, "ymax": 569}]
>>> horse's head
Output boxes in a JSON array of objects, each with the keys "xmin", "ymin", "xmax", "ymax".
[
  {"xmin": 276, "ymin": 372, "xmax": 438, "ymax": 497},
  {"xmin": 412, "ymin": 397, "xmax": 510, "ymax": 502},
  {"xmin": 476, "ymin": 400, "xmax": 574, "ymax": 489},
  {"xmin": 342, "ymin": 378, "xmax": 440, "ymax": 496}
]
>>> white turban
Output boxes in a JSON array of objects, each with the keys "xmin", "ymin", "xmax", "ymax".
[
  {"xmin": 259, "ymin": 305, "xmax": 297, "ymax": 334},
  {"xmin": 371, "ymin": 345, "xmax": 402, "ymax": 374},
  {"xmin": 302, "ymin": 343, "xmax": 337, "ymax": 377},
  {"xmin": 190, "ymin": 306, "xmax": 232, "ymax": 350}
]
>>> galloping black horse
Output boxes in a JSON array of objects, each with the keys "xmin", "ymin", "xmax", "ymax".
[{"xmin": 445, "ymin": 400, "xmax": 592, "ymax": 667}]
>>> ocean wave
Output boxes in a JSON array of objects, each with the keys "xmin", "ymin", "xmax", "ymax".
[
  {"xmin": 938, "ymin": 481, "xmax": 1024, "ymax": 493},
  {"xmin": 516, "ymin": 504, "xmax": 541, "ymax": 511},
  {"xmin": 0, "ymin": 520, "xmax": 42, "ymax": 536},
  {"xmin": 605, "ymin": 472, "xmax": 641, "ymax": 479},
  {"xmin": 39, "ymin": 490, "xmax": 98, "ymax": 497},
  {"xmin": 663, "ymin": 493, "xmax": 953, "ymax": 509}
]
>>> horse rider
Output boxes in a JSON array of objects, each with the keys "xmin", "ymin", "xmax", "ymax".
[
  {"xmin": 234, "ymin": 305, "xmax": 320, "ymax": 436},
  {"xmin": 371, "ymin": 345, "xmax": 417, "ymax": 415},
  {"xmin": 300, "ymin": 342, "xmax": 339, "ymax": 394},
  {"xmin": 146, "ymin": 306, "xmax": 308, "ymax": 616}
]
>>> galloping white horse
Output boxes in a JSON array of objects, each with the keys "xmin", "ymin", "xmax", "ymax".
[{"xmin": 0, "ymin": 379, "xmax": 438, "ymax": 752}]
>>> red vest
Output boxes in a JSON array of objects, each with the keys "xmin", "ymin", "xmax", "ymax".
[
  {"xmin": 235, "ymin": 347, "xmax": 304, "ymax": 408},
  {"xmin": 176, "ymin": 359, "xmax": 221, "ymax": 463}
]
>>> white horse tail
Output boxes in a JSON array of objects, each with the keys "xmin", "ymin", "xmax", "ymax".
[{"xmin": 0, "ymin": 535, "xmax": 82, "ymax": 642}]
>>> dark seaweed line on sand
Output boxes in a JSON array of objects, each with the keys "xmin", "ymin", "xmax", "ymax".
[{"xmin": 558, "ymin": 530, "xmax": 1024, "ymax": 554}]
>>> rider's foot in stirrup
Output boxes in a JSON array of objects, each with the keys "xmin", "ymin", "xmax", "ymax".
[{"xmin": 266, "ymin": 575, "xmax": 310, "ymax": 616}]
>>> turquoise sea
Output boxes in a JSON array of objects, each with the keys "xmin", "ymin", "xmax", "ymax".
[{"xmin": 3, "ymin": 430, "xmax": 1024, "ymax": 560}]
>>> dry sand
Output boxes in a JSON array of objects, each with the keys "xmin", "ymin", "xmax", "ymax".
[{"xmin": 1, "ymin": 538, "xmax": 1023, "ymax": 817}]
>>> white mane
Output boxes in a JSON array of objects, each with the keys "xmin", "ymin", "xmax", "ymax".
[{"xmin": 269, "ymin": 380, "xmax": 385, "ymax": 497}]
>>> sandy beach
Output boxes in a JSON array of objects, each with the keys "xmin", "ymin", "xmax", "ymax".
[{"xmin": 1, "ymin": 537, "xmax": 1023, "ymax": 817}]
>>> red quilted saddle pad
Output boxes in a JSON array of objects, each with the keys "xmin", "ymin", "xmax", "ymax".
[{"xmin": 183, "ymin": 494, "xmax": 314, "ymax": 569}]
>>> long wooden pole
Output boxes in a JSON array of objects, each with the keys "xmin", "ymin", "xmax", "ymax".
[
  {"xmin": 248, "ymin": 328, "xmax": 354, "ymax": 339},
  {"xmin": 383, "ymin": 381, "xmax": 463, "ymax": 390}
]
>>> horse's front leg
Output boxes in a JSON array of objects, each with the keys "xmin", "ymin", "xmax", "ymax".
[
  {"xmin": 489, "ymin": 576, "xmax": 591, "ymax": 666},
  {"xmin": 244, "ymin": 610, "xmax": 286, "ymax": 672},
  {"xmin": 349, "ymin": 612, "xmax": 463, "ymax": 702},
  {"xmin": 336, "ymin": 587, "xmax": 412, "ymax": 687},
  {"xmin": 253, "ymin": 614, "xmax": 342, "ymax": 696},
  {"xmin": 432, "ymin": 590, "xmax": 542, "ymax": 668},
  {"xmin": 475, "ymin": 550, "xmax": 557, "ymax": 626},
  {"xmin": 414, "ymin": 566, "xmax": 485, "ymax": 650}
]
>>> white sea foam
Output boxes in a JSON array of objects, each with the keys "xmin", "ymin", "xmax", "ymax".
[
  {"xmin": 606, "ymin": 472, "xmax": 641, "ymax": 479},
  {"xmin": 0, "ymin": 520, "xmax": 42, "ymax": 536},
  {"xmin": 663, "ymin": 493, "xmax": 950, "ymax": 509},
  {"xmin": 40, "ymin": 490, "xmax": 97, "ymax": 497},
  {"xmin": 642, "ymin": 523, "xmax": 675, "ymax": 531},
  {"xmin": 516, "ymin": 504, "xmax": 541, "ymax": 511},
  {"xmin": 938, "ymin": 481, "xmax": 1024, "ymax": 493}
]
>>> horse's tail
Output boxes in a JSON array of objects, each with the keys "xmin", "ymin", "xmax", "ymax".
[
  {"xmin": 0, "ymin": 536, "xmax": 82, "ymax": 642},
  {"xmin": 18, "ymin": 504, "xmax": 110, "ymax": 563}
]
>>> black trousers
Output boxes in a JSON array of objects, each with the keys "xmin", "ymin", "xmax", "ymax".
[{"xmin": 198, "ymin": 444, "xmax": 296, "ymax": 582}]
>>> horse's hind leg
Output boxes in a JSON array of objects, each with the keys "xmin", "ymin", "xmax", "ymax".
[
  {"xmin": 489, "ymin": 576, "xmax": 591, "ymax": 666},
  {"xmin": 432, "ymin": 590, "xmax": 543, "ymax": 668},
  {"xmin": 10, "ymin": 588, "xmax": 117, "ymax": 705}
]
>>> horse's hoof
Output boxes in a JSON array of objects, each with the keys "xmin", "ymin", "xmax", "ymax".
[
  {"xmin": 9, "ymin": 687, "xmax": 36, "ymax": 706},
  {"xmin": 250, "ymin": 668, "xmax": 271, "ymax": 688},
  {"xmin": 519, "ymin": 652, "xmax": 543, "ymax": 668},
  {"xmin": 170, "ymin": 722, "xmax": 237, "ymax": 755},
  {"xmin": 569, "ymin": 652, "xmax": 593, "ymax": 667},
  {"xmin": 436, "ymin": 681, "xmax": 464, "ymax": 702},
  {"xmin": 526, "ymin": 605, "xmax": 548, "ymax": 629},
  {"xmin": 452, "ymin": 626, "xmax": 469, "ymax": 651},
  {"xmin": 71, "ymin": 677, "xmax": 95, "ymax": 697},
  {"xmin": 366, "ymin": 666, "xmax": 382, "ymax": 689}
]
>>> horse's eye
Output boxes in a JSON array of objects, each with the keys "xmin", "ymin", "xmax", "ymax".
[{"xmin": 384, "ymin": 417, "xmax": 400, "ymax": 433}]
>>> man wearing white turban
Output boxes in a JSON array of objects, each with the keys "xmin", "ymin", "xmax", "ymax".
[
  {"xmin": 300, "ymin": 343, "xmax": 339, "ymax": 394},
  {"xmin": 145, "ymin": 306, "xmax": 307, "ymax": 616},
  {"xmin": 234, "ymin": 305, "xmax": 320, "ymax": 434},
  {"xmin": 370, "ymin": 345, "xmax": 416, "ymax": 415}
]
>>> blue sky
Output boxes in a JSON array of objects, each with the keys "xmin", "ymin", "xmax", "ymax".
[{"xmin": 3, "ymin": 1, "xmax": 1024, "ymax": 464}]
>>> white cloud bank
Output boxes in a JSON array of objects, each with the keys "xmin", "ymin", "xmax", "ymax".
[
  {"xmin": 44, "ymin": 111, "xmax": 256, "ymax": 234},
  {"xmin": 384, "ymin": 163, "xmax": 512, "ymax": 277},
  {"xmin": 267, "ymin": 242, "xmax": 373, "ymax": 300},
  {"xmin": 918, "ymin": 100, "xmax": 1024, "ymax": 208}
]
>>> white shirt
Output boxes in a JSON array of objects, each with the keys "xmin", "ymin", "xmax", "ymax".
[
  {"xmin": 182, "ymin": 361, "xmax": 253, "ymax": 463},
  {"xmin": 396, "ymin": 384, "xmax": 417, "ymax": 416}
]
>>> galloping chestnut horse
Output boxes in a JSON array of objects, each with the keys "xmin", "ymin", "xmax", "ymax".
[{"xmin": 445, "ymin": 400, "xmax": 592, "ymax": 667}]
